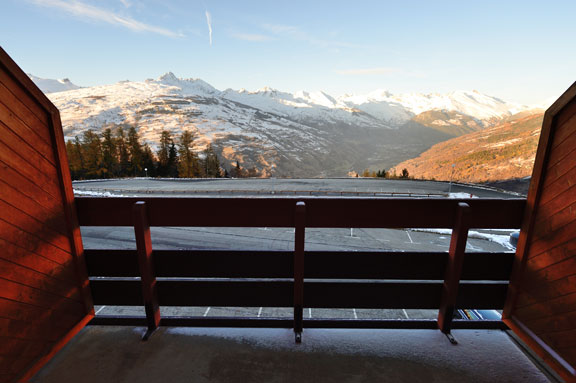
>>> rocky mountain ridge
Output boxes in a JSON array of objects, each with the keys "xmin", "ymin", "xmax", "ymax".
[{"xmin": 34, "ymin": 72, "xmax": 536, "ymax": 177}]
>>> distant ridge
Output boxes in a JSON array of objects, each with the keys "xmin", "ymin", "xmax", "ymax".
[
  {"xmin": 28, "ymin": 74, "xmax": 81, "ymax": 93},
  {"xmin": 31, "ymin": 72, "xmax": 537, "ymax": 177}
]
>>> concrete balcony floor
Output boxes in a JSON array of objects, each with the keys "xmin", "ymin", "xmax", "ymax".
[{"xmin": 32, "ymin": 326, "xmax": 554, "ymax": 383}]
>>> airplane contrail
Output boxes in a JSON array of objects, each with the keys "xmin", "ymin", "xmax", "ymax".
[{"xmin": 205, "ymin": 10, "xmax": 212, "ymax": 45}]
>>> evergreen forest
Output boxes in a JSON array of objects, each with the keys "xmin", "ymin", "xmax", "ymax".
[{"xmin": 65, "ymin": 126, "xmax": 226, "ymax": 180}]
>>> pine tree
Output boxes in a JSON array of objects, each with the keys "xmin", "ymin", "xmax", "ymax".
[
  {"xmin": 127, "ymin": 126, "xmax": 144, "ymax": 176},
  {"xmin": 101, "ymin": 128, "xmax": 119, "ymax": 177},
  {"xmin": 141, "ymin": 144, "xmax": 156, "ymax": 177},
  {"xmin": 115, "ymin": 127, "xmax": 130, "ymax": 177},
  {"xmin": 177, "ymin": 130, "xmax": 200, "ymax": 178},
  {"xmin": 81, "ymin": 130, "xmax": 103, "ymax": 179},
  {"xmin": 401, "ymin": 168, "xmax": 410, "ymax": 178},
  {"xmin": 203, "ymin": 143, "xmax": 221, "ymax": 178},
  {"xmin": 168, "ymin": 141, "xmax": 179, "ymax": 177},
  {"xmin": 66, "ymin": 138, "xmax": 84, "ymax": 180},
  {"xmin": 157, "ymin": 130, "xmax": 172, "ymax": 177},
  {"xmin": 230, "ymin": 161, "xmax": 244, "ymax": 178}
]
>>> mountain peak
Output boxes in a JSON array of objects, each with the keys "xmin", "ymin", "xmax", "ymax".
[
  {"xmin": 256, "ymin": 86, "xmax": 278, "ymax": 94},
  {"xmin": 156, "ymin": 72, "xmax": 218, "ymax": 95},
  {"xmin": 28, "ymin": 73, "xmax": 81, "ymax": 93},
  {"xmin": 158, "ymin": 72, "xmax": 179, "ymax": 83},
  {"xmin": 367, "ymin": 89, "xmax": 393, "ymax": 99}
]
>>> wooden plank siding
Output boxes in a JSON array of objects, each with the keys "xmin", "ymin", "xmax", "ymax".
[
  {"xmin": 0, "ymin": 47, "xmax": 93, "ymax": 383},
  {"xmin": 504, "ymin": 81, "xmax": 576, "ymax": 382}
]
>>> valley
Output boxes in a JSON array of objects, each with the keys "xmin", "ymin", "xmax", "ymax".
[{"xmin": 33, "ymin": 73, "xmax": 538, "ymax": 178}]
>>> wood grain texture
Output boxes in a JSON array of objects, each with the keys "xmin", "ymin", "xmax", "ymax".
[
  {"xmin": 0, "ymin": 119, "xmax": 59, "ymax": 182},
  {"xmin": 0, "ymin": 100, "xmax": 53, "ymax": 158},
  {"xmin": 0, "ymin": 68, "xmax": 48, "ymax": 124},
  {"xmin": 525, "ymin": 310, "xmax": 576, "ymax": 335},
  {"xmin": 0, "ymin": 199, "xmax": 69, "ymax": 251},
  {"xmin": 539, "ymin": 164, "xmax": 576, "ymax": 206},
  {"xmin": 0, "ymin": 47, "xmax": 92, "ymax": 382},
  {"xmin": 0, "ymin": 158, "xmax": 64, "ymax": 213},
  {"xmin": 0, "ymin": 219, "xmax": 72, "ymax": 265},
  {"xmin": 553, "ymin": 98, "xmax": 576, "ymax": 144},
  {"xmin": 0, "ymin": 239, "xmax": 77, "ymax": 284},
  {"xmin": 0, "ymin": 138, "xmax": 61, "ymax": 199},
  {"xmin": 504, "ymin": 81, "xmax": 576, "ymax": 381}
]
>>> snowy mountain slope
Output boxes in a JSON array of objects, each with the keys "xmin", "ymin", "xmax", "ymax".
[
  {"xmin": 40, "ymin": 72, "xmax": 533, "ymax": 176},
  {"xmin": 47, "ymin": 73, "xmax": 338, "ymax": 176},
  {"xmin": 338, "ymin": 89, "xmax": 525, "ymax": 123},
  {"xmin": 221, "ymin": 87, "xmax": 387, "ymax": 129},
  {"xmin": 29, "ymin": 74, "xmax": 81, "ymax": 93}
]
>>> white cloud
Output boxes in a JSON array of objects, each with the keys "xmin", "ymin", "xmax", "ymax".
[
  {"xmin": 29, "ymin": 0, "xmax": 183, "ymax": 38},
  {"xmin": 232, "ymin": 33, "xmax": 271, "ymax": 42},
  {"xmin": 119, "ymin": 0, "xmax": 132, "ymax": 8},
  {"xmin": 335, "ymin": 67, "xmax": 400, "ymax": 75},
  {"xmin": 335, "ymin": 67, "xmax": 426, "ymax": 77},
  {"xmin": 262, "ymin": 24, "xmax": 300, "ymax": 36},
  {"xmin": 205, "ymin": 10, "xmax": 213, "ymax": 45},
  {"xmin": 261, "ymin": 23, "xmax": 357, "ymax": 50}
]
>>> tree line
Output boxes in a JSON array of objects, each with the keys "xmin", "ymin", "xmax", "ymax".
[
  {"xmin": 66, "ymin": 126, "xmax": 226, "ymax": 180},
  {"xmin": 358, "ymin": 168, "xmax": 410, "ymax": 179}
]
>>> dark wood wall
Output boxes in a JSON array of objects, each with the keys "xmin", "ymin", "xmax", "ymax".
[
  {"xmin": 0, "ymin": 47, "xmax": 93, "ymax": 383},
  {"xmin": 504, "ymin": 82, "xmax": 576, "ymax": 382}
]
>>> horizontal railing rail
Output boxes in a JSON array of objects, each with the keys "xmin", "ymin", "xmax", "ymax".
[
  {"xmin": 76, "ymin": 197, "xmax": 526, "ymax": 228},
  {"xmin": 89, "ymin": 280, "xmax": 508, "ymax": 309},
  {"xmin": 77, "ymin": 197, "xmax": 526, "ymax": 342},
  {"xmin": 85, "ymin": 250, "xmax": 514, "ymax": 280}
]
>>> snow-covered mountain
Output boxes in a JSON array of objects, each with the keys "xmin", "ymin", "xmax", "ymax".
[
  {"xmin": 28, "ymin": 74, "xmax": 81, "ymax": 93},
  {"xmin": 35, "ymin": 72, "xmax": 533, "ymax": 177},
  {"xmin": 339, "ymin": 89, "xmax": 525, "ymax": 121}
]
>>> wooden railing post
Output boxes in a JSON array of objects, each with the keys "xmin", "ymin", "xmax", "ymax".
[
  {"xmin": 294, "ymin": 201, "xmax": 306, "ymax": 343},
  {"xmin": 438, "ymin": 202, "xmax": 470, "ymax": 342},
  {"xmin": 133, "ymin": 201, "xmax": 161, "ymax": 340}
]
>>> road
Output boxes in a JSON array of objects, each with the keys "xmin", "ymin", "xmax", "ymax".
[{"xmin": 73, "ymin": 177, "xmax": 521, "ymax": 198}]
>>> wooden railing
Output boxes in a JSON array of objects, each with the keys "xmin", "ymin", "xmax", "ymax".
[{"xmin": 78, "ymin": 197, "xmax": 526, "ymax": 342}]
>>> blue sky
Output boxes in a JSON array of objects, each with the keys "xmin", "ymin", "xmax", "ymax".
[{"xmin": 1, "ymin": 0, "xmax": 575, "ymax": 105}]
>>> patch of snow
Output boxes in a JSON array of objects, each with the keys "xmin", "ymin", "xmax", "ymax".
[
  {"xmin": 73, "ymin": 189, "xmax": 124, "ymax": 197},
  {"xmin": 448, "ymin": 193, "xmax": 478, "ymax": 198},
  {"xmin": 29, "ymin": 74, "xmax": 81, "ymax": 93},
  {"xmin": 413, "ymin": 228, "xmax": 515, "ymax": 250}
]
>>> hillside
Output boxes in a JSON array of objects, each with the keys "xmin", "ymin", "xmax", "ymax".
[
  {"xmin": 36, "ymin": 73, "xmax": 532, "ymax": 177},
  {"xmin": 28, "ymin": 74, "xmax": 81, "ymax": 93},
  {"xmin": 390, "ymin": 112, "xmax": 544, "ymax": 182},
  {"xmin": 411, "ymin": 110, "xmax": 482, "ymax": 137}
]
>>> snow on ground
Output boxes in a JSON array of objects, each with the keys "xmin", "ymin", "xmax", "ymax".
[
  {"xmin": 413, "ymin": 228, "xmax": 515, "ymax": 250},
  {"xmin": 448, "ymin": 192, "xmax": 478, "ymax": 198},
  {"xmin": 73, "ymin": 189, "xmax": 124, "ymax": 197}
]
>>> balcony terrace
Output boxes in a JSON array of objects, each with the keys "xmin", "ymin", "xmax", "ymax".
[{"xmin": 0, "ymin": 46, "xmax": 574, "ymax": 382}]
